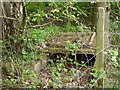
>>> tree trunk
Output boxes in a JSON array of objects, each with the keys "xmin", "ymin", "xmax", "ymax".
[
  {"xmin": 2, "ymin": 2, "xmax": 24, "ymax": 53},
  {"xmin": 0, "ymin": 2, "xmax": 3, "ymax": 89},
  {"xmin": 2, "ymin": 2, "xmax": 24, "ymax": 75}
]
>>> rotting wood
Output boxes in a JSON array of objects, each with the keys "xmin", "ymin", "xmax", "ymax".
[
  {"xmin": 89, "ymin": 32, "xmax": 96, "ymax": 45},
  {"xmin": 41, "ymin": 47, "xmax": 96, "ymax": 54},
  {"xmin": 40, "ymin": 32, "xmax": 96, "ymax": 54}
]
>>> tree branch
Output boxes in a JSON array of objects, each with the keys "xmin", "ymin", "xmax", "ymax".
[
  {"xmin": 0, "ymin": 15, "xmax": 18, "ymax": 20},
  {"xmin": 27, "ymin": 21, "xmax": 54, "ymax": 28}
]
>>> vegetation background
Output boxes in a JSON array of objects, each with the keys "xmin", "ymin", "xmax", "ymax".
[{"xmin": 0, "ymin": 1, "xmax": 120, "ymax": 89}]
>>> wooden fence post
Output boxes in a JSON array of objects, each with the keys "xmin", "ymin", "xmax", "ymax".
[
  {"xmin": 94, "ymin": 7, "xmax": 105, "ymax": 70},
  {"xmin": 93, "ymin": 7, "xmax": 105, "ymax": 88}
]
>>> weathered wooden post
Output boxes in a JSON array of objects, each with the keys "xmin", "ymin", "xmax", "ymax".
[
  {"xmin": 0, "ymin": 2, "xmax": 2, "ymax": 89},
  {"xmin": 93, "ymin": 7, "xmax": 105, "ymax": 87}
]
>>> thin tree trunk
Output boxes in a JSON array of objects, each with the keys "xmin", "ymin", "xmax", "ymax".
[
  {"xmin": 0, "ymin": 2, "xmax": 3, "ymax": 89},
  {"xmin": 2, "ymin": 2, "xmax": 24, "ymax": 53},
  {"xmin": 2, "ymin": 2, "xmax": 24, "ymax": 75}
]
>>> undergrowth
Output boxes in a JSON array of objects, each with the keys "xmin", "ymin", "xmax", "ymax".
[{"xmin": 2, "ymin": 24, "xmax": 120, "ymax": 88}]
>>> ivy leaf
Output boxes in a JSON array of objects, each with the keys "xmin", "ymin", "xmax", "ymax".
[
  {"xmin": 22, "ymin": 48, "xmax": 27, "ymax": 55},
  {"xmin": 113, "ymin": 50, "xmax": 118, "ymax": 56}
]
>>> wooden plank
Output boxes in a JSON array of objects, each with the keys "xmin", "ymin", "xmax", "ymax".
[
  {"xmin": 46, "ymin": 32, "xmax": 96, "ymax": 47},
  {"xmin": 93, "ymin": 7, "xmax": 105, "ymax": 70},
  {"xmin": 89, "ymin": 32, "xmax": 96, "ymax": 45},
  {"xmin": 41, "ymin": 47, "xmax": 96, "ymax": 54},
  {"xmin": 43, "ymin": 32, "xmax": 97, "ymax": 55}
]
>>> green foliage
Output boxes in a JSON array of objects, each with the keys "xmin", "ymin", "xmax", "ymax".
[
  {"xmin": 21, "ymin": 67, "xmax": 41, "ymax": 88},
  {"xmin": 110, "ymin": 2, "xmax": 119, "ymax": 22},
  {"xmin": 46, "ymin": 2, "xmax": 95, "ymax": 26},
  {"xmin": 26, "ymin": 2, "xmax": 95, "ymax": 28},
  {"xmin": 89, "ymin": 69, "xmax": 105, "ymax": 84},
  {"xmin": 3, "ymin": 1, "xmax": 119, "ymax": 88},
  {"xmin": 109, "ymin": 2, "xmax": 119, "ymax": 45},
  {"xmin": 3, "ymin": 77, "xmax": 20, "ymax": 87},
  {"xmin": 27, "ymin": 25, "xmax": 61, "ymax": 44},
  {"xmin": 3, "ymin": 68, "xmax": 40, "ymax": 88},
  {"xmin": 47, "ymin": 58, "xmax": 76, "ymax": 88},
  {"xmin": 63, "ymin": 24, "xmax": 91, "ymax": 32},
  {"xmin": 47, "ymin": 2, "xmax": 80, "ymax": 24},
  {"xmin": 66, "ymin": 41, "xmax": 79, "ymax": 50},
  {"xmin": 28, "ymin": 28, "xmax": 48, "ymax": 43},
  {"xmin": 107, "ymin": 49, "xmax": 118, "ymax": 60},
  {"xmin": 106, "ymin": 49, "xmax": 119, "ymax": 88},
  {"xmin": 65, "ymin": 41, "xmax": 79, "ymax": 55},
  {"xmin": 88, "ymin": 49, "xmax": 119, "ymax": 88},
  {"xmin": 26, "ymin": 2, "xmax": 47, "ymax": 23},
  {"xmin": 106, "ymin": 49, "xmax": 119, "ymax": 68}
]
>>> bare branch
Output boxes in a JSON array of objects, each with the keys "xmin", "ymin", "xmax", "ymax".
[
  {"xmin": 0, "ymin": 15, "xmax": 18, "ymax": 20},
  {"xmin": 27, "ymin": 21, "xmax": 54, "ymax": 28}
]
